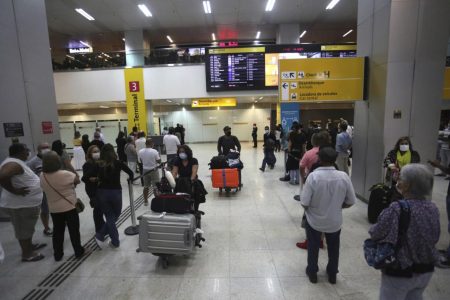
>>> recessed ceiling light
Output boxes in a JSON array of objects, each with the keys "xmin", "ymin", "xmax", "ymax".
[
  {"xmin": 166, "ymin": 35, "xmax": 173, "ymax": 43},
  {"xmin": 166, "ymin": 99, "xmax": 173, "ymax": 103},
  {"xmin": 122, "ymin": 38, "xmax": 125, "ymax": 42},
  {"xmin": 326, "ymin": 0, "xmax": 340, "ymax": 10},
  {"xmin": 265, "ymin": 0, "xmax": 276, "ymax": 12},
  {"xmin": 66, "ymin": 55, "xmax": 75, "ymax": 60},
  {"xmin": 99, "ymin": 105, "xmax": 109, "ymax": 108},
  {"xmin": 259, "ymin": 97, "xmax": 263, "ymax": 100},
  {"xmin": 138, "ymin": 4, "xmax": 152, "ymax": 17},
  {"xmin": 75, "ymin": 8, "xmax": 95, "ymax": 21},
  {"xmin": 212, "ymin": 33, "xmax": 216, "ymax": 41},
  {"xmin": 300, "ymin": 30, "xmax": 307, "ymax": 38},
  {"xmin": 203, "ymin": 1, "xmax": 212, "ymax": 14},
  {"xmin": 342, "ymin": 29, "xmax": 353, "ymax": 37},
  {"xmin": 256, "ymin": 31, "xmax": 261, "ymax": 39},
  {"xmin": 79, "ymin": 40, "xmax": 91, "ymax": 48}
]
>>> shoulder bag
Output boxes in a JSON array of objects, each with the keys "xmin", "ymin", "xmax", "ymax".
[{"xmin": 363, "ymin": 200, "xmax": 410, "ymax": 269}]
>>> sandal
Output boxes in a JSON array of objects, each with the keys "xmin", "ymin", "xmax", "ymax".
[
  {"xmin": 32, "ymin": 243, "xmax": 47, "ymax": 251},
  {"xmin": 22, "ymin": 253, "xmax": 45, "ymax": 262}
]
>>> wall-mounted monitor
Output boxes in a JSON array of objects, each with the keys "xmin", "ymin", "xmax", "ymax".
[{"xmin": 205, "ymin": 44, "xmax": 356, "ymax": 92}]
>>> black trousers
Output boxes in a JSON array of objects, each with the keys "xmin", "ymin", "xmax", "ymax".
[
  {"xmin": 252, "ymin": 135, "xmax": 257, "ymax": 147},
  {"xmin": 89, "ymin": 196, "xmax": 105, "ymax": 233},
  {"xmin": 51, "ymin": 208, "xmax": 84, "ymax": 258}
]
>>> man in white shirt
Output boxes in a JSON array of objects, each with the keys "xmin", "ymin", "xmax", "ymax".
[
  {"xmin": 135, "ymin": 131, "xmax": 147, "ymax": 185},
  {"xmin": 138, "ymin": 138, "xmax": 161, "ymax": 205},
  {"xmin": 163, "ymin": 127, "xmax": 180, "ymax": 166},
  {"xmin": 300, "ymin": 147, "xmax": 356, "ymax": 284},
  {"xmin": 95, "ymin": 127, "xmax": 105, "ymax": 142},
  {"xmin": 0, "ymin": 143, "xmax": 46, "ymax": 262}
]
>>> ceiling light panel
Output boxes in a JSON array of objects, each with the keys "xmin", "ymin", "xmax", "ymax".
[
  {"xmin": 342, "ymin": 29, "xmax": 353, "ymax": 37},
  {"xmin": 256, "ymin": 31, "xmax": 261, "ymax": 39},
  {"xmin": 166, "ymin": 35, "xmax": 173, "ymax": 43},
  {"xmin": 326, "ymin": 0, "xmax": 340, "ymax": 10},
  {"xmin": 203, "ymin": 1, "xmax": 212, "ymax": 14},
  {"xmin": 138, "ymin": 4, "xmax": 152, "ymax": 17},
  {"xmin": 212, "ymin": 33, "xmax": 216, "ymax": 41},
  {"xmin": 79, "ymin": 40, "xmax": 91, "ymax": 48},
  {"xmin": 265, "ymin": 0, "xmax": 276, "ymax": 12},
  {"xmin": 75, "ymin": 8, "xmax": 95, "ymax": 21},
  {"xmin": 300, "ymin": 30, "xmax": 307, "ymax": 38}
]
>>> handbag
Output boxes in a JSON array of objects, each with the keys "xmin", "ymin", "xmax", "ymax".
[
  {"xmin": 363, "ymin": 200, "xmax": 410, "ymax": 269},
  {"xmin": 43, "ymin": 174, "xmax": 85, "ymax": 213}
]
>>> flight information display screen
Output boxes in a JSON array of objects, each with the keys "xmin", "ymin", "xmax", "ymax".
[
  {"xmin": 206, "ymin": 50, "xmax": 267, "ymax": 91},
  {"xmin": 205, "ymin": 44, "xmax": 357, "ymax": 91}
]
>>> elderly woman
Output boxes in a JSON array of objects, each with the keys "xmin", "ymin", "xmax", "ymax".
[
  {"xmin": 369, "ymin": 164, "xmax": 440, "ymax": 300},
  {"xmin": 40, "ymin": 151, "xmax": 84, "ymax": 261}
]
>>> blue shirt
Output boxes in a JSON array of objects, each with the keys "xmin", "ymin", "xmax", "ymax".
[{"xmin": 336, "ymin": 132, "xmax": 352, "ymax": 153}]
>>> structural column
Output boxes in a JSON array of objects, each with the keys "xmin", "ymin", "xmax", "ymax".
[
  {"xmin": 353, "ymin": 0, "xmax": 450, "ymax": 199},
  {"xmin": 276, "ymin": 24, "xmax": 300, "ymax": 44},
  {"xmin": 125, "ymin": 30, "xmax": 147, "ymax": 67},
  {"xmin": 0, "ymin": 0, "xmax": 60, "ymax": 159}
]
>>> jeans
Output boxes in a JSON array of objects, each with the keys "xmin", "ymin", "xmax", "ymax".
[
  {"xmin": 289, "ymin": 170, "xmax": 300, "ymax": 183},
  {"xmin": 51, "ymin": 209, "xmax": 84, "ymax": 258},
  {"xmin": 380, "ymin": 272, "xmax": 433, "ymax": 300},
  {"xmin": 89, "ymin": 196, "xmax": 105, "ymax": 233},
  {"xmin": 305, "ymin": 220, "xmax": 341, "ymax": 275},
  {"xmin": 96, "ymin": 189, "xmax": 122, "ymax": 247}
]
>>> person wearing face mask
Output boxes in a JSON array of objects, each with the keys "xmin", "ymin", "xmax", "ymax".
[
  {"xmin": 0, "ymin": 143, "xmax": 46, "ymax": 262},
  {"xmin": 81, "ymin": 146, "xmax": 105, "ymax": 233},
  {"xmin": 252, "ymin": 123, "xmax": 258, "ymax": 148},
  {"xmin": 369, "ymin": 164, "xmax": 439, "ymax": 300},
  {"xmin": 217, "ymin": 126, "xmax": 241, "ymax": 156},
  {"xmin": 384, "ymin": 137, "xmax": 421, "ymax": 187},
  {"xmin": 172, "ymin": 145, "xmax": 204, "ymax": 211},
  {"xmin": 27, "ymin": 143, "xmax": 53, "ymax": 236},
  {"xmin": 259, "ymin": 126, "xmax": 277, "ymax": 172}
]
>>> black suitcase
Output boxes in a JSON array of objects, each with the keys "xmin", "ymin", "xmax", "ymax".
[
  {"xmin": 367, "ymin": 183, "xmax": 393, "ymax": 224},
  {"xmin": 151, "ymin": 194, "xmax": 193, "ymax": 214},
  {"xmin": 209, "ymin": 155, "xmax": 229, "ymax": 169}
]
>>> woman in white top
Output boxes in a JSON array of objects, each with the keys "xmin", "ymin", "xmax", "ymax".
[{"xmin": 40, "ymin": 151, "xmax": 84, "ymax": 261}]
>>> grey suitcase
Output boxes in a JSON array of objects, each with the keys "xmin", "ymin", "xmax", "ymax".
[{"xmin": 138, "ymin": 211, "xmax": 196, "ymax": 256}]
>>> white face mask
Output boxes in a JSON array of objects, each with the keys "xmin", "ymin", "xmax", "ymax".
[
  {"xmin": 399, "ymin": 144, "xmax": 409, "ymax": 152},
  {"xmin": 265, "ymin": 130, "xmax": 269, "ymax": 134},
  {"xmin": 179, "ymin": 152, "xmax": 188, "ymax": 160},
  {"xmin": 92, "ymin": 153, "xmax": 100, "ymax": 160},
  {"xmin": 40, "ymin": 149, "xmax": 50, "ymax": 155}
]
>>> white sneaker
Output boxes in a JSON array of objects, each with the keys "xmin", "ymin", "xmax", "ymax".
[{"xmin": 95, "ymin": 237, "xmax": 106, "ymax": 250}]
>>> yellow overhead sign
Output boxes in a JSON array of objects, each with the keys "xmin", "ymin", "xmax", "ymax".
[
  {"xmin": 124, "ymin": 68, "xmax": 148, "ymax": 133},
  {"xmin": 320, "ymin": 45, "xmax": 357, "ymax": 51},
  {"xmin": 444, "ymin": 67, "xmax": 450, "ymax": 100},
  {"xmin": 192, "ymin": 98, "xmax": 237, "ymax": 107},
  {"xmin": 208, "ymin": 47, "xmax": 265, "ymax": 54},
  {"xmin": 278, "ymin": 57, "xmax": 365, "ymax": 102}
]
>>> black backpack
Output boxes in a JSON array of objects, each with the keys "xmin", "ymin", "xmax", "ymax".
[
  {"xmin": 209, "ymin": 155, "xmax": 229, "ymax": 169},
  {"xmin": 367, "ymin": 183, "xmax": 394, "ymax": 224}
]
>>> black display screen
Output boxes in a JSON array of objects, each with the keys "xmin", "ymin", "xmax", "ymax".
[
  {"xmin": 205, "ymin": 44, "xmax": 357, "ymax": 92},
  {"xmin": 206, "ymin": 52, "xmax": 268, "ymax": 91}
]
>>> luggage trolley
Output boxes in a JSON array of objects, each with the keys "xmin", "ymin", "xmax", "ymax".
[{"xmin": 136, "ymin": 162, "xmax": 205, "ymax": 269}]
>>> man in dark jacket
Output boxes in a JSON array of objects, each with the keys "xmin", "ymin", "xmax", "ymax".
[
  {"xmin": 252, "ymin": 124, "xmax": 258, "ymax": 148},
  {"xmin": 217, "ymin": 126, "xmax": 241, "ymax": 156},
  {"xmin": 260, "ymin": 126, "xmax": 276, "ymax": 172}
]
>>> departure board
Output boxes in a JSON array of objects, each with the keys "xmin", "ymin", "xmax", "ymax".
[
  {"xmin": 205, "ymin": 44, "xmax": 357, "ymax": 91},
  {"xmin": 206, "ymin": 52, "xmax": 266, "ymax": 91}
]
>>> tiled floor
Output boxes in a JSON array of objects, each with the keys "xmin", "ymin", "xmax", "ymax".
[{"xmin": 1, "ymin": 143, "xmax": 450, "ymax": 299}]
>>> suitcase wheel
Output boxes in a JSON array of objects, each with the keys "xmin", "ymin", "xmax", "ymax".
[{"xmin": 136, "ymin": 248, "xmax": 141, "ymax": 253}]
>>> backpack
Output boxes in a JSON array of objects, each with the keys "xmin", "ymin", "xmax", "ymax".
[{"xmin": 209, "ymin": 155, "xmax": 229, "ymax": 169}]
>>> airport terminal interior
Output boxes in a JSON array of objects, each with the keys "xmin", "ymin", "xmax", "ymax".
[{"xmin": 1, "ymin": 0, "xmax": 450, "ymax": 299}]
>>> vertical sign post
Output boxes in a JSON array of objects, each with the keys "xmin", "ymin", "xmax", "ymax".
[{"xmin": 124, "ymin": 68, "xmax": 147, "ymax": 133}]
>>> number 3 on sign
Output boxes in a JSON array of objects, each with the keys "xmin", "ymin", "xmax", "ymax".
[{"xmin": 129, "ymin": 81, "xmax": 140, "ymax": 92}]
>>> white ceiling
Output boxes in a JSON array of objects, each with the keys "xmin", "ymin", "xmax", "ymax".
[{"xmin": 46, "ymin": 0, "xmax": 357, "ymax": 49}]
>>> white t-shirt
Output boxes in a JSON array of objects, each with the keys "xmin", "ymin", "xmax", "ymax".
[
  {"xmin": 163, "ymin": 134, "xmax": 180, "ymax": 155},
  {"xmin": 138, "ymin": 148, "xmax": 160, "ymax": 171},
  {"xmin": 0, "ymin": 157, "xmax": 43, "ymax": 208},
  {"xmin": 300, "ymin": 166, "xmax": 356, "ymax": 233},
  {"xmin": 135, "ymin": 138, "xmax": 147, "ymax": 153}
]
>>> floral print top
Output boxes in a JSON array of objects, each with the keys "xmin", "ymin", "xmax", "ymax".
[{"xmin": 369, "ymin": 199, "xmax": 440, "ymax": 269}]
